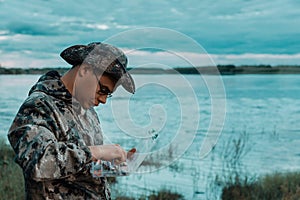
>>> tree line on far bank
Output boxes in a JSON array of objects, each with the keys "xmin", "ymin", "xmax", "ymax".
[{"xmin": 1, "ymin": 65, "xmax": 300, "ymax": 75}]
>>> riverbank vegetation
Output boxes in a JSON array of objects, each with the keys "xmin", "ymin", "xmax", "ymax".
[
  {"xmin": 221, "ymin": 171, "xmax": 300, "ymax": 200},
  {"xmin": 0, "ymin": 139, "xmax": 24, "ymax": 199},
  {"xmin": 215, "ymin": 130, "xmax": 300, "ymax": 199}
]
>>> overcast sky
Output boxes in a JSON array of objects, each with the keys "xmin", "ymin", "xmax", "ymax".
[{"xmin": 0, "ymin": 0, "xmax": 299, "ymax": 68}]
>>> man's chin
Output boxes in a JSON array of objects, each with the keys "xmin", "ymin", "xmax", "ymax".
[{"xmin": 82, "ymin": 102, "xmax": 94, "ymax": 110}]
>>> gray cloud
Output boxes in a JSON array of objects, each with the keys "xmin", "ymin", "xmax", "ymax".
[{"xmin": 0, "ymin": 0, "xmax": 299, "ymax": 67}]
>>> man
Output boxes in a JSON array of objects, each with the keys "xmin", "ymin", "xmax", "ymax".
[{"xmin": 7, "ymin": 42, "xmax": 135, "ymax": 199}]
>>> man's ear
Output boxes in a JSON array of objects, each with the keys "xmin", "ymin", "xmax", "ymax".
[{"xmin": 78, "ymin": 64, "xmax": 92, "ymax": 77}]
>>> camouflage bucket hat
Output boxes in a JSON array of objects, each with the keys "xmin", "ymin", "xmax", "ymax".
[{"xmin": 60, "ymin": 42, "xmax": 135, "ymax": 94}]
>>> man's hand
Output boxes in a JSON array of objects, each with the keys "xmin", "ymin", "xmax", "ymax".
[{"xmin": 88, "ymin": 144, "xmax": 127, "ymax": 165}]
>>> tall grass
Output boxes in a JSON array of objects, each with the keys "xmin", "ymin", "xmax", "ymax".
[
  {"xmin": 0, "ymin": 139, "xmax": 25, "ymax": 199},
  {"xmin": 221, "ymin": 172, "xmax": 300, "ymax": 200},
  {"xmin": 114, "ymin": 189, "xmax": 184, "ymax": 200},
  {"xmin": 213, "ymin": 129, "xmax": 300, "ymax": 200}
]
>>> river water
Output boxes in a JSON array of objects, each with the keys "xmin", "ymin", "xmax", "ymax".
[{"xmin": 1, "ymin": 74, "xmax": 300, "ymax": 199}]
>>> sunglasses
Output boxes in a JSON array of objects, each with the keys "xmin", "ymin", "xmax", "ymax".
[{"xmin": 93, "ymin": 71, "xmax": 113, "ymax": 98}]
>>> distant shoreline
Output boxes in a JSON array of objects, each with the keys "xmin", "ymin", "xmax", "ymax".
[{"xmin": 1, "ymin": 65, "xmax": 300, "ymax": 75}]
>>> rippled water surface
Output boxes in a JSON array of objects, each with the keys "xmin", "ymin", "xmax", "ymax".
[{"xmin": 1, "ymin": 74, "xmax": 300, "ymax": 199}]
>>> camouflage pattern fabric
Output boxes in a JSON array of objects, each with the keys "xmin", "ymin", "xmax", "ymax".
[{"xmin": 8, "ymin": 71, "xmax": 111, "ymax": 200}]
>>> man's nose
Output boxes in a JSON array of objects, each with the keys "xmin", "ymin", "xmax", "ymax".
[{"xmin": 98, "ymin": 95, "xmax": 107, "ymax": 104}]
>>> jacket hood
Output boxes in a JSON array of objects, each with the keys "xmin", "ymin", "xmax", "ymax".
[{"xmin": 29, "ymin": 71, "xmax": 73, "ymax": 103}]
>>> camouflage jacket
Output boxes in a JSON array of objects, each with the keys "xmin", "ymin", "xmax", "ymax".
[{"xmin": 8, "ymin": 71, "xmax": 111, "ymax": 200}]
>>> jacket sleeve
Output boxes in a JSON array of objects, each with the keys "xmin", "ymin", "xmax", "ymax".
[{"xmin": 7, "ymin": 94, "xmax": 93, "ymax": 181}]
